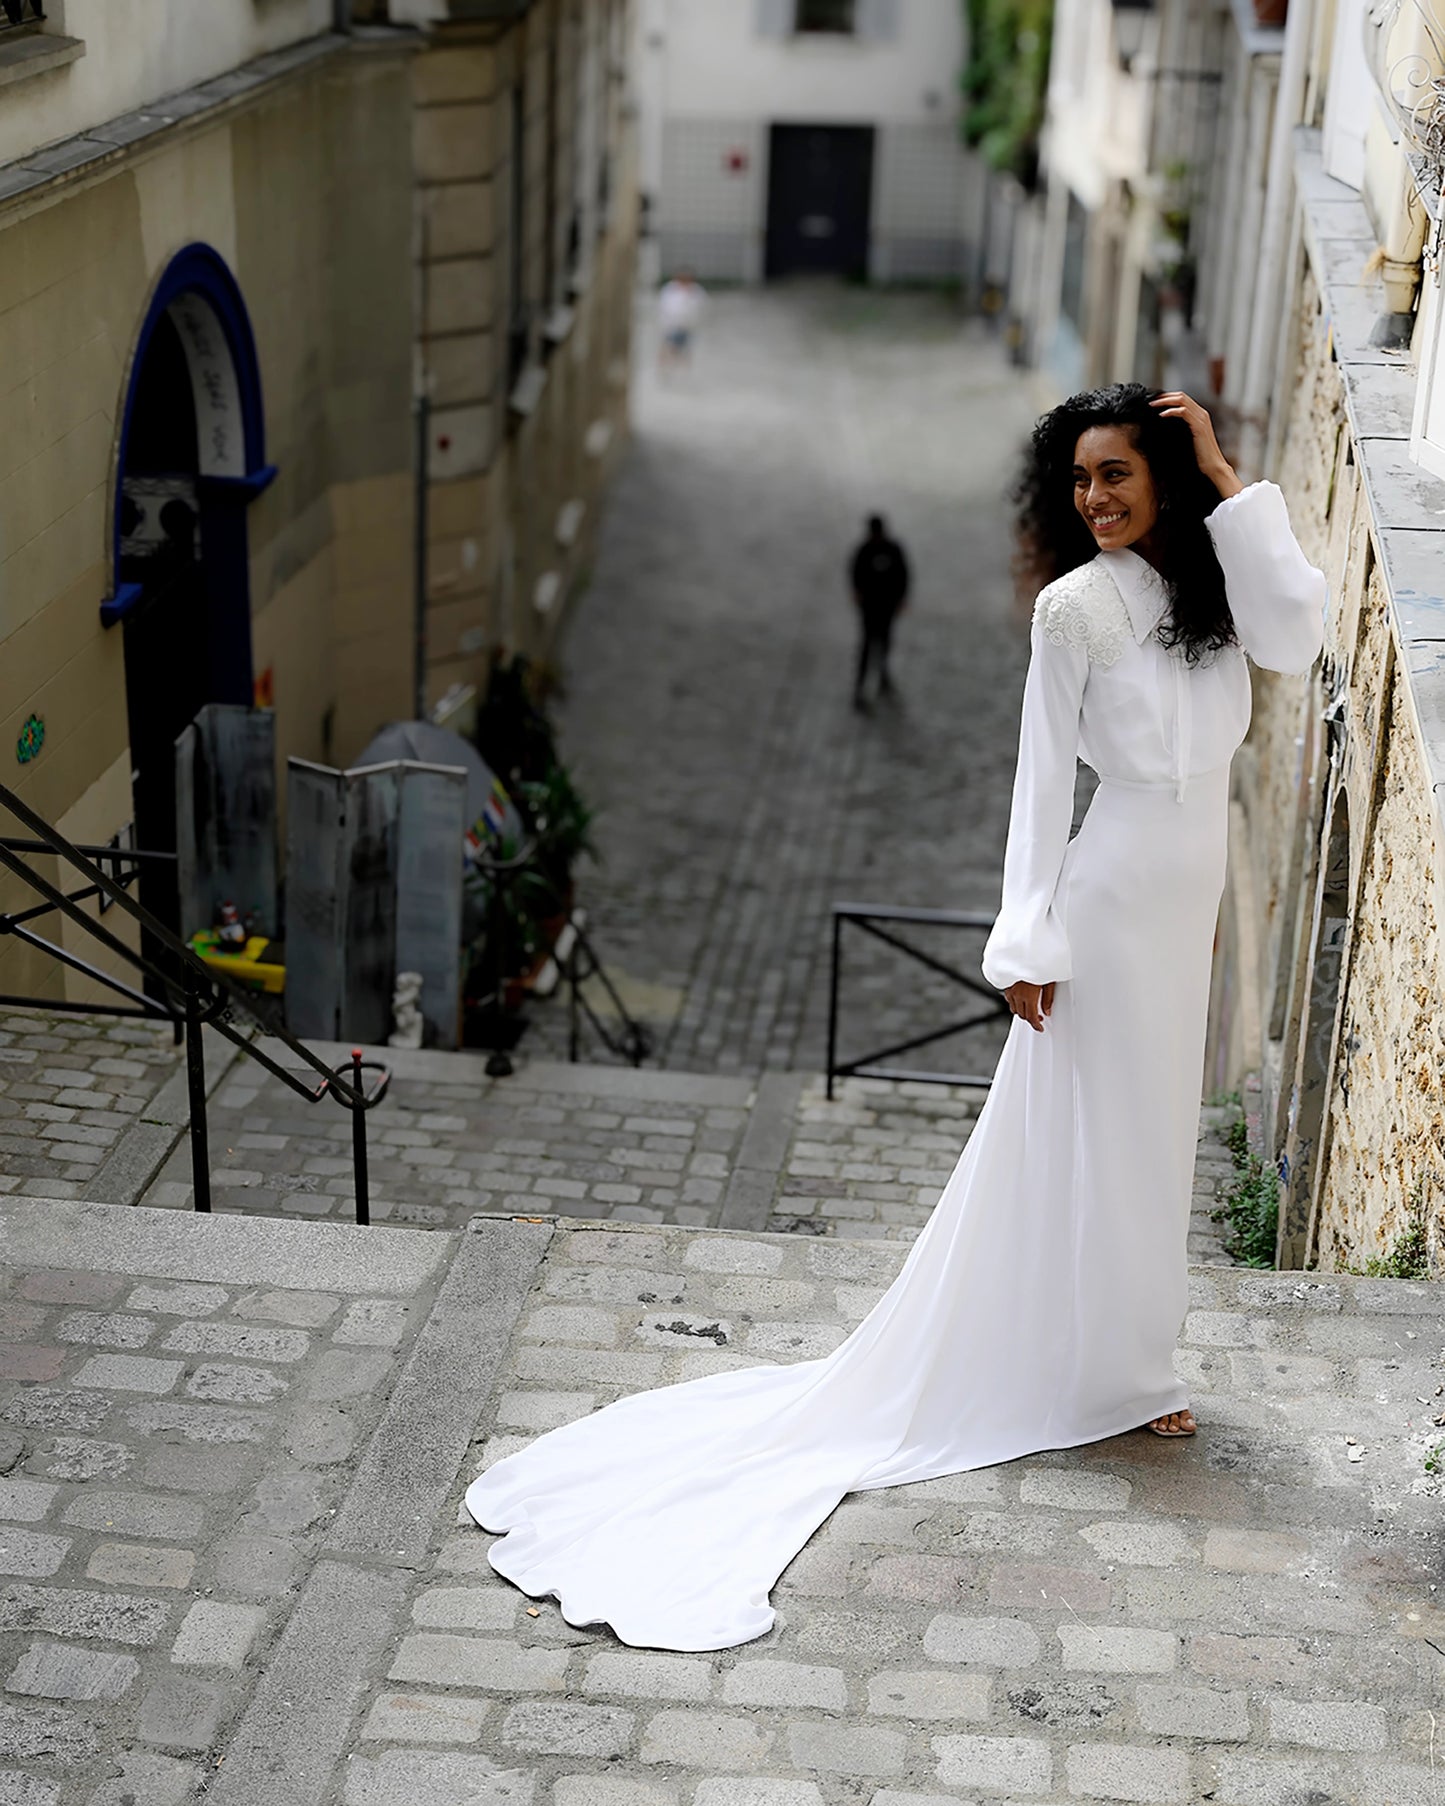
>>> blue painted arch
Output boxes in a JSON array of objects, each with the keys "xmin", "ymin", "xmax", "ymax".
[{"xmin": 103, "ymin": 242, "xmax": 276, "ymax": 629}]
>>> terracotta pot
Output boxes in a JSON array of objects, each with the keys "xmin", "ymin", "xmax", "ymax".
[{"xmin": 1253, "ymin": 0, "xmax": 1288, "ymax": 23}]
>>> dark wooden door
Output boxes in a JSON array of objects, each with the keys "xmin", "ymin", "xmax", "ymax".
[
  {"xmin": 765, "ymin": 124, "xmax": 875, "ymax": 280},
  {"xmin": 122, "ymin": 554, "xmax": 209, "ymax": 967}
]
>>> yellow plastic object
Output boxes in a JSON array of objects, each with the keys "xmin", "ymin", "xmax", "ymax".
[{"xmin": 189, "ymin": 932, "xmax": 286, "ymax": 995}]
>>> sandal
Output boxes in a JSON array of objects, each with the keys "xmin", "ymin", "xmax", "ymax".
[{"xmin": 1146, "ymin": 1409, "xmax": 1197, "ymax": 1438}]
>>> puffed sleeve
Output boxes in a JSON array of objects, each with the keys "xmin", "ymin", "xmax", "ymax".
[
  {"xmin": 981, "ymin": 617, "xmax": 1088, "ymax": 990},
  {"xmin": 1205, "ymin": 481, "xmax": 1325, "ymax": 675}
]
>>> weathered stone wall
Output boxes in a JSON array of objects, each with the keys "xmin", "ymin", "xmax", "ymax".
[
  {"xmin": 1220, "ymin": 259, "xmax": 1445, "ymax": 1273},
  {"xmin": 1315, "ymin": 642, "xmax": 1445, "ymax": 1270}
]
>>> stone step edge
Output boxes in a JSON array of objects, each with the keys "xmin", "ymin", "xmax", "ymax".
[{"xmin": 462, "ymin": 1210, "xmax": 1445, "ymax": 1307}]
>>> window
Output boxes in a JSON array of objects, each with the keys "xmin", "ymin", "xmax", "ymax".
[
  {"xmin": 1321, "ymin": 0, "xmax": 1372, "ymax": 190},
  {"xmin": 795, "ymin": 0, "xmax": 855, "ymax": 33},
  {"xmin": 0, "ymin": 1, "xmax": 83, "ymax": 93},
  {"xmin": 0, "ymin": 0, "xmax": 46, "ymax": 34}
]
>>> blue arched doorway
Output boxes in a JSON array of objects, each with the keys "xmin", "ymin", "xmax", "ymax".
[{"xmin": 103, "ymin": 244, "xmax": 275, "ymax": 947}]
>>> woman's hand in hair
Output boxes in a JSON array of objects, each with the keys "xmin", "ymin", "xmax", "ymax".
[
  {"xmin": 1150, "ymin": 392, "xmax": 1243, "ymax": 501},
  {"xmin": 1004, "ymin": 980, "xmax": 1055, "ymax": 1033}
]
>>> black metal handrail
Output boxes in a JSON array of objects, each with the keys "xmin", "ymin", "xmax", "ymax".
[
  {"xmin": 825, "ymin": 902, "xmax": 1011, "ymax": 1098},
  {"xmin": 0, "ymin": 781, "xmax": 390, "ymax": 1222}
]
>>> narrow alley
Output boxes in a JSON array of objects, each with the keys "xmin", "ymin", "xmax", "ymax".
[{"xmin": 527, "ymin": 285, "xmax": 1038, "ymax": 1077}]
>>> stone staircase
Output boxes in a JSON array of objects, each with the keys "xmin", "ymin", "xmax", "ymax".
[
  {"xmin": 105, "ymin": 1042, "xmax": 1237, "ymax": 1259},
  {"xmin": 1, "ymin": 1021, "xmax": 1441, "ymax": 1805}
]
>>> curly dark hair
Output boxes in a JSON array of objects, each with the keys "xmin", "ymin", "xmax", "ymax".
[{"xmin": 1012, "ymin": 383, "xmax": 1235, "ymax": 664}]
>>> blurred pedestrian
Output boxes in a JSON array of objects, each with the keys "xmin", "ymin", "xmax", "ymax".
[
  {"xmin": 658, "ymin": 268, "xmax": 706, "ymax": 371},
  {"xmin": 850, "ymin": 513, "xmax": 910, "ymax": 708}
]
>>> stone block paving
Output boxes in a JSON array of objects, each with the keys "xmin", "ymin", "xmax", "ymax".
[
  {"xmin": 0, "ymin": 1193, "xmax": 452, "ymax": 1804},
  {"xmin": 319, "ymin": 1219, "xmax": 1445, "ymax": 1806},
  {"xmin": 137, "ymin": 1051, "xmax": 1241, "ymax": 1263},
  {"xmin": 0, "ymin": 1012, "xmax": 179, "ymax": 1202},
  {"xmin": 141, "ymin": 1055, "xmax": 759, "ymax": 1233}
]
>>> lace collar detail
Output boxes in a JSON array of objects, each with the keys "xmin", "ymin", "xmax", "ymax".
[{"xmin": 1033, "ymin": 561, "xmax": 1131, "ymax": 669}]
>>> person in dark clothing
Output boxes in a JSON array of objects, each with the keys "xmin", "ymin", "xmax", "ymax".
[{"xmin": 850, "ymin": 514, "xmax": 910, "ymax": 707}]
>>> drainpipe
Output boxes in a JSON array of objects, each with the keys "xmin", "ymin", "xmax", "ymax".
[
  {"xmin": 1235, "ymin": 0, "xmax": 1315, "ymax": 479},
  {"xmin": 334, "ymin": 0, "xmax": 353, "ymax": 32},
  {"xmin": 1364, "ymin": 3, "xmax": 1433, "ymax": 350}
]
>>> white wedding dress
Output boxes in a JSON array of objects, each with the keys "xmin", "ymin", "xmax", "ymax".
[{"xmin": 466, "ymin": 482, "xmax": 1326, "ymax": 1651}]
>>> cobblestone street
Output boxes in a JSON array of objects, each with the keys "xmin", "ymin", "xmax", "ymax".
[{"xmin": 524, "ymin": 287, "xmax": 1037, "ymax": 1078}]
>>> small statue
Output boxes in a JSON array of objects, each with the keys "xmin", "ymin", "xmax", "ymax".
[
  {"xmin": 389, "ymin": 971, "xmax": 425, "ymax": 1049},
  {"xmin": 216, "ymin": 900, "xmax": 247, "ymax": 950}
]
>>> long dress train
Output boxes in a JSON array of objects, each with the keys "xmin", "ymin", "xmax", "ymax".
[{"xmin": 465, "ymin": 482, "xmax": 1326, "ymax": 1652}]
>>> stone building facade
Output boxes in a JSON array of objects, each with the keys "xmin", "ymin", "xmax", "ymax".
[
  {"xmin": 634, "ymin": 0, "xmax": 981, "ymax": 286},
  {"xmin": 0, "ymin": 0, "xmax": 636, "ymax": 1000},
  {"xmin": 405, "ymin": 0, "xmax": 637, "ymax": 711}
]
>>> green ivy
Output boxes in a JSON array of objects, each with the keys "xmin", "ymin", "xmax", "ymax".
[
  {"xmin": 1211, "ymin": 1103, "xmax": 1278, "ymax": 1269},
  {"xmin": 961, "ymin": 0, "xmax": 1054, "ymax": 186}
]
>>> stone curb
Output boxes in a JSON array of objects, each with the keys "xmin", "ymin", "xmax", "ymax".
[
  {"xmin": 0, "ymin": 1194, "xmax": 452, "ymax": 1294},
  {"xmin": 720, "ymin": 1071, "xmax": 807, "ymax": 1232},
  {"xmin": 207, "ymin": 1215, "xmax": 553, "ymax": 1806},
  {"xmin": 326, "ymin": 1216, "xmax": 554, "ymax": 1563}
]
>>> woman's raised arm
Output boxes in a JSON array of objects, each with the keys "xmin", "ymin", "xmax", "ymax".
[{"xmin": 1205, "ymin": 481, "xmax": 1326, "ymax": 675}]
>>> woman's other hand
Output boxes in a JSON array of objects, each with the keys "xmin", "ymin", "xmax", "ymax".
[
  {"xmin": 1004, "ymin": 981, "xmax": 1056, "ymax": 1032},
  {"xmin": 1149, "ymin": 392, "xmax": 1243, "ymax": 501}
]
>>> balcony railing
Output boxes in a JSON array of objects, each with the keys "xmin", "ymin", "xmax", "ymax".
[{"xmin": 0, "ymin": 0, "xmax": 47, "ymax": 30}]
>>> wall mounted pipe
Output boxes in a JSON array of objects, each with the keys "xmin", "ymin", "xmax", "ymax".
[{"xmin": 1236, "ymin": 0, "xmax": 1316, "ymax": 479}]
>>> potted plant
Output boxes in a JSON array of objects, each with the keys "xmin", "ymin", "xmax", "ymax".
[
  {"xmin": 517, "ymin": 759, "xmax": 597, "ymax": 925},
  {"xmin": 459, "ymin": 754, "xmax": 598, "ymax": 1046}
]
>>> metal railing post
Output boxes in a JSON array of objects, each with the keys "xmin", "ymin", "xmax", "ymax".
[
  {"xmin": 567, "ymin": 934, "xmax": 580, "ymax": 1064},
  {"xmin": 485, "ymin": 872, "xmax": 513, "ymax": 1079},
  {"xmin": 350, "ymin": 1046, "xmax": 370, "ymax": 1227},
  {"xmin": 184, "ymin": 986, "xmax": 211, "ymax": 1214},
  {"xmin": 825, "ymin": 911, "xmax": 843, "ymax": 1101}
]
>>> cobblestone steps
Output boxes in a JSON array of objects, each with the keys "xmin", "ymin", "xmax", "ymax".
[
  {"xmin": 0, "ymin": 1156, "xmax": 1438, "ymax": 1801},
  {"xmin": 130, "ymin": 1047, "xmax": 1238, "ymax": 1259}
]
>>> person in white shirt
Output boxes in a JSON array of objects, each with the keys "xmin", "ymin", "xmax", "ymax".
[{"xmin": 657, "ymin": 268, "xmax": 706, "ymax": 370}]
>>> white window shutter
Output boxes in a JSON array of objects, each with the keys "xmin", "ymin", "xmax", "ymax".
[
  {"xmin": 856, "ymin": 0, "xmax": 900, "ymax": 40},
  {"xmin": 756, "ymin": 0, "xmax": 794, "ymax": 37}
]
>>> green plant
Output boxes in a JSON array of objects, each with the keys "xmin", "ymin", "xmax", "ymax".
[
  {"xmin": 1211, "ymin": 1103, "xmax": 1278, "ymax": 1268},
  {"xmin": 465, "ymin": 857, "xmax": 558, "ymax": 984},
  {"xmin": 1426, "ymin": 1442, "xmax": 1444, "ymax": 1476},
  {"xmin": 517, "ymin": 760, "xmax": 598, "ymax": 905},
  {"xmin": 960, "ymin": 0, "xmax": 1054, "ymax": 187},
  {"xmin": 1355, "ymin": 1184, "xmax": 1431, "ymax": 1280}
]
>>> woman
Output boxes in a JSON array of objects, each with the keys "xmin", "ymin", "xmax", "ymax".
[{"xmin": 465, "ymin": 385, "xmax": 1326, "ymax": 1652}]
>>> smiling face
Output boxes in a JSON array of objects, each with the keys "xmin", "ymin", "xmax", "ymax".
[{"xmin": 1072, "ymin": 425, "xmax": 1161, "ymax": 554}]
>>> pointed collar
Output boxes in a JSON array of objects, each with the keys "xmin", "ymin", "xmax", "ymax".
[{"xmin": 1096, "ymin": 548, "xmax": 1170, "ymax": 644}]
